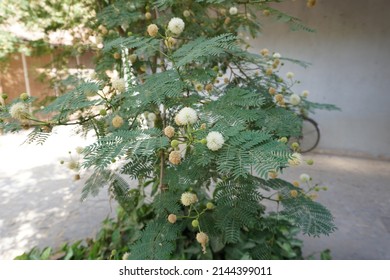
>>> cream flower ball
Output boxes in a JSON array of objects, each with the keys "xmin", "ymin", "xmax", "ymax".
[
  {"xmin": 112, "ymin": 78, "xmax": 126, "ymax": 93},
  {"xmin": 164, "ymin": 126, "xmax": 175, "ymax": 138},
  {"xmin": 147, "ymin": 112, "xmax": 157, "ymax": 122},
  {"xmin": 147, "ymin": 24, "xmax": 159, "ymax": 37},
  {"xmin": 273, "ymin": 52, "xmax": 281, "ymax": 59},
  {"xmin": 112, "ymin": 115, "xmax": 124, "ymax": 128},
  {"xmin": 229, "ymin": 7, "xmax": 238, "ymax": 15},
  {"xmin": 286, "ymin": 72, "xmax": 295, "ymax": 79},
  {"xmin": 176, "ymin": 107, "xmax": 198, "ymax": 125},
  {"xmin": 181, "ymin": 192, "xmax": 198, "ymax": 206},
  {"xmin": 206, "ymin": 131, "xmax": 224, "ymax": 151},
  {"xmin": 289, "ymin": 94, "xmax": 301, "ymax": 106},
  {"xmin": 300, "ymin": 173, "xmax": 311, "ymax": 182},
  {"xmin": 168, "ymin": 17, "xmax": 185, "ymax": 35},
  {"xmin": 9, "ymin": 102, "xmax": 29, "ymax": 120}
]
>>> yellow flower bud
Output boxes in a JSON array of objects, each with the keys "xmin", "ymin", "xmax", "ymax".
[
  {"xmin": 307, "ymin": 0, "xmax": 316, "ymax": 8},
  {"xmin": 145, "ymin": 12, "xmax": 152, "ymax": 20},
  {"xmin": 260, "ymin": 48, "xmax": 269, "ymax": 56},
  {"xmin": 290, "ymin": 190, "xmax": 298, "ymax": 198},
  {"xmin": 169, "ymin": 150, "xmax": 181, "ymax": 165},
  {"xmin": 164, "ymin": 126, "xmax": 175, "ymax": 138},
  {"xmin": 112, "ymin": 115, "xmax": 124, "ymax": 128},
  {"xmin": 196, "ymin": 232, "xmax": 209, "ymax": 254},
  {"xmin": 292, "ymin": 181, "xmax": 300, "ymax": 187},
  {"xmin": 168, "ymin": 214, "xmax": 177, "ymax": 224},
  {"xmin": 147, "ymin": 24, "xmax": 159, "ymax": 37},
  {"xmin": 268, "ymin": 87, "xmax": 276, "ymax": 95}
]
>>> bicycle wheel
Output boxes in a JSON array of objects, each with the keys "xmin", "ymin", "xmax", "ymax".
[{"xmin": 299, "ymin": 117, "xmax": 320, "ymax": 153}]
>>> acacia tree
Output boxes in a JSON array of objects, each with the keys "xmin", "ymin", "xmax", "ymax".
[{"xmin": 1, "ymin": 0, "xmax": 336, "ymax": 260}]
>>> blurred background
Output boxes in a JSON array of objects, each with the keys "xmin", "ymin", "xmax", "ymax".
[{"xmin": 251, "ymin": 0, "xmax": 390, "ymax": 159}]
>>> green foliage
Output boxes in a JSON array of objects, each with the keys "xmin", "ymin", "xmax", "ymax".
[
  {"xmin": 173, "ymin": 34, "xmax": 239, "ymax": 67},
  {"xmin": 128, "ymin": 218, "xmax": 183, "ymax": 260},
  {"xmin": 23, "ymin": 128, "xmax": 51, "ymax": 145},
  {"xmin": 214, "ymin": 180, "xmax": 263, "ymax": 243},
  {"xmin": 15, "ymin": 207, "xmax": 143, "ymax": 260},
  {"xmin": 134, "ymin": 70, "xmax": 186, "ymax": 106},
  {"xmin": 104, "ymin": 36, "xmax": 160, "ymax": 56},
  {"xmin": 98, "ymin": 1, "xmax": 144, "ymax": 29},
  {"xmin": 4, "ymin": 0, "xmax": 337, "ymax": 260},
  {"xmin": 263, "ymin": 178, "xmax": 337, "ymax": 236}
]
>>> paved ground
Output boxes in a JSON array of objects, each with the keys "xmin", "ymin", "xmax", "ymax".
[
  {"xmin": 282, "ymin": 154, "xmax": 390, "ymax": 259},
  {"xmin": 0, "ymin": 127, "xmax": 389, "ymax": 259},
  {"xmin": 0, "ymin": 127, "xmax": 116, "ymax": 260}
]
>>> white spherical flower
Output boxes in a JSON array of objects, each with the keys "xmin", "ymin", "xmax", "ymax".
[
  {"xmin": 9, "ymin": 102, "xmax": 29, "ymax": 120},
  {"xmin": 288, "ymin": 152, "xmax": 303, "ymax": 166},
  {"xmin": 67, "ymin": 159, "xmax": 79, "ymax": 170},
  {"xmin": 181, "ymin": 192, "xmax": 198, "ymax": 206},
  {"xmin": 147, "ymin": 112, "xmax": 157, "ymax": 122},
  {"xmin": 229, "ymin": 7, "xmax": 238, "ymax": 15},
  {"xmin": 168, "ymin": 17, "xmax": 185, "ymax": 35},
  {"xmin": 286, "ymin": 72, "xmax": 295, "ymax": 79},
  {"xmin": 112, "ymin": 78, "xmax": 126, "ymax": 93},
  {"xmin": 102, "ymin": 86, "xmax": 110, "ymax": 95},
  {"xmin": 206, "ymin": 131, "xmax": 225, "ymax": 151},
  {"xmin": 176, "ymin": 107, "xmax": 198, "ymax": 125},
  {"xmin": 300, "ymin": 173, "xmax": 311, "ymax": 183},
  {"xmin": 273, "ymin": 52, "xmax": 281, "ymax": 59},
  {"xmin": 302, "ymin": 90, "xmax": 309, "ymax": 97},
  {"xmin": 122, "ymin": 252, "xmax": 130, "ymax": 260},
  {"xmin": 289, "ymin": 94, "xmax": 301, "ymax": 106}
]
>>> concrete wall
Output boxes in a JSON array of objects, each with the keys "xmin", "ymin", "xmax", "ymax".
[{"xmin": 250, "ymin": 0, "xmax": 390, "ymax": 159}]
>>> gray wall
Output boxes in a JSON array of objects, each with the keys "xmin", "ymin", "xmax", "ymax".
[{"xmin": 250, "ymin": 0, "xmax": 390, "ymax": 159}]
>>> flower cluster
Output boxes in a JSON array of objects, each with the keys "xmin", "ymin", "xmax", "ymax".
[
  {"xmin": 167, "ymin": 214, "xmax": 177, "ymax": 224},
  {"xmin": 169, "ymin": 150, "xmax": 181, "ymax": 165},
  {"xmin": 112, "ymin": 78, "xmax": 126, "ymax": 93},
  {"xmin": 147, "ymin": 24, "xmax": 159, "ymax": 37},
  {"xmin": 164, "ymin": 126, "xmax": 175, "ymax": 138},
  {"xmin": 112, "ymin": 115, "xmax": 124, "ymax": 128},
  {"xmin": 147, "ymin": 112, "xmax": 157, "ymax": 122},
  {"xmin": 229, "ymin": 7, "xmax": 238, "ymax": 15},
  {"xmin": 300, "ymin": 173, "xmax": 311, "ymax": 182},
  {"xmin": 175, "ymin": 107, "xmax": 198, "ymax": 125},
  {"xmin": 9, "ymin": 103, "xmax": 29, "ymax": 120},
  {"xmin": 289, "ymin": 94, "xmax": 301, "ymax": 106},
  {"xmin": 286, "ymin": 71, "xmax": 295, "ymax": 79},
  {"xmin": 206, "ymin": 131, "xmax": 224, "ymax": 151},
  {"xmin": 168, "ymin": 17, "xmax": 185, "ymax": 35},
  {"xmin": 180, "ymin": 192, "xmax": 198, "ymax": 206}
]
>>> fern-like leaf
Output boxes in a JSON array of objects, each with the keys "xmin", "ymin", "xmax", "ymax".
[
  {"xmin": 172, "ymin": 34, "xmax": 239, "ymax": 67},
  {"xmin": 129, "ymin": 219, "xmax": 182, "ymax": 260}
]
